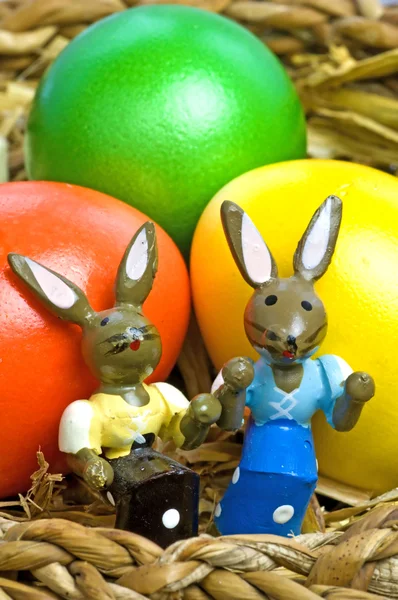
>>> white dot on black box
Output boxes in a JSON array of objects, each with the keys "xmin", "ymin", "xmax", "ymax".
[{"xmin": 162, "ymin": 508, "xmax": 180, "ymax": 529}]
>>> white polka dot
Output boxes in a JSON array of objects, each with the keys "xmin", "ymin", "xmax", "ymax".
[
  {"xmin": 273, "ymin": 505, "xmax": 295, "ymax": 524},
  {"xmin": 162, "ymin": 508, "xmax": 180, "ymax": 529},
  {"xmin": 106, "ymin": 491, "xmax": 116, "ymax": 506},
  {"xmin": 215, "ymin": 503, "xmax": 222, "ymax": 517},
  {"xmin": 232, "ymin": 467, "xmax": 240, "ymax": 484}
]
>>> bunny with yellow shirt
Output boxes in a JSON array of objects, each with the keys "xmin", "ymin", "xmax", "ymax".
[{"xmin": 8, "ymin": 222, "xmax": 253, "ymax": 546}]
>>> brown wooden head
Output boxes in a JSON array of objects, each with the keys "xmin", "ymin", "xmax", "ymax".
[
  {"xmin": 221, "ymin": 196, "xmax": 343, "ymax": 365},
  {"xmin": 8, "ymin": 222, "xmax": 162, "ymax": 385}
]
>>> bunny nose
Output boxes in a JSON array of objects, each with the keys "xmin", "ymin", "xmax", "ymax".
[{"xmin": 287, "ymin": 335, "xmax": 296, "ymax": 345}]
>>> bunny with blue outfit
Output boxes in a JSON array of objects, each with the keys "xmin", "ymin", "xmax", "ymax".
[
  {"xmin": 214, "ymin": 353, "xmax": 352, "ymax": 536},
  {"xmin": 214, "ymin": 196, "xmax": 375, "ymax": 537}
]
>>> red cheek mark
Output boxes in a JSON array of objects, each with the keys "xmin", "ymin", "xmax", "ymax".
[{"xmin": 130, "ymin": 340, "xmax": 141, "ymax": 351}]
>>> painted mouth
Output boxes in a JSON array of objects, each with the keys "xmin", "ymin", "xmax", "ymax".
[
  {"xmin": 101, "ymin": 325, "xmax": 159, "ymax": 356},
  {"xmin": 282, "ymin": 351, "xmax": 295, "ymax": 360}
]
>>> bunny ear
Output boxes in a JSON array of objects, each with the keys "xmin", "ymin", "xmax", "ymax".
[
  {"xmin": 293, "ymin": 195, "xmax": 343, "ymax": 282},
  {"xmin": 8, "ymin": 254, "xmax": 95, "ymax": 326},
  {"xmin": 115, "ymin": 222, "xmax": 158, "ymax": 307},
  {"xmin": 221, "ymin": 201, "xmax": 277, "ymax": 288}
]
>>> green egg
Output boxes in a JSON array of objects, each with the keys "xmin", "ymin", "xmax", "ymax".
[{"xmin": 26, "ymin": 5, "xmax": 306, "ymax": 254}]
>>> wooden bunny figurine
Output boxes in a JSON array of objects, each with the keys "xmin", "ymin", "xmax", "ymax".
[
  {"xmin": 8, "ymin": 222, "xmax": 253, "ymax": 547},
  {"xmin": 213, "ymin": 196, "xmax": 375, "ymax": 537}
]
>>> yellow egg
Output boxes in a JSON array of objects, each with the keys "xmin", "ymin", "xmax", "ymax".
[{"xmin": 191, "ymin": 159, "xmax": 398, "ymax": 495}]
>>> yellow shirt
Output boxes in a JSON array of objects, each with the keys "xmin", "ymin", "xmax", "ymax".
[{"xmin": 58, "ymin": 382, "xmax": 189, "ymax": 459}]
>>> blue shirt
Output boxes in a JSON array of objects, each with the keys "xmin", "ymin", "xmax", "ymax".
[{"xmin": 246, "ymin": 355, "xmax": 353, "ymax": 428}]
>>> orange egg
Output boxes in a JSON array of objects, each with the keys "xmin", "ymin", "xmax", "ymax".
[{"xmin": 0, "ymin": 181, "xmax": 190, "ymax": 498}]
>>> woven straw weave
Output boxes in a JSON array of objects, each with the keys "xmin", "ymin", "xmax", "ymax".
[{"xmin": 2, "ymin": 504, "xmax": 398, "ymax": 598}]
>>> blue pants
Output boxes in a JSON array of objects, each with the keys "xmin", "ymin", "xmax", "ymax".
[{"xmin": 215, "ymin": 418, "xmax": 318, "ymax": 536}]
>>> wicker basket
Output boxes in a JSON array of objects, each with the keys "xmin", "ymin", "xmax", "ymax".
[
  {"xmin": 2, "ymin": 504, "xmax": 398, "ymax": 598},
  {"xmin": 1, "ymin": 1, "xmax": 398, "ymax": 598}
]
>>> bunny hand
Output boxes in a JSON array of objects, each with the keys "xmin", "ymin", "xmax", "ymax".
[
  {"xmin": 179, "ymin": 356, "xmax": 255, "ymax": 449},
  {"xmin": 180, "ymin": 394, "xmax": 222, "ymax": 450},
  {"xmin": 212, "ymin": 356, "xmax": 255, "ymax": 431},
  {"xmin": 345, "ymin": 372, "xmax": 375, "ymax": 404},
  {"xmin": 83, "ymin": 456, "xmax": 115, "ymax": 490},
  {"xmin": 332, "ymin": 372, "xmax": 375, "ymax": 432},
  {"xmin": 69, "ymin": 449, "xmax": 114, "ymax": 490},
  {"xmin": 189, "ymin": 393, "xmax": 222, "ymax": 425},
  {"xmin": 221, "ymin": 357, "xmax": 255, "ymax": 392}
]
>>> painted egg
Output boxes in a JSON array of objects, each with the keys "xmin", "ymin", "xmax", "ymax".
[
  {"xmin": 25, "ymin": 5, "xmax": 306, "ymax": 255},
  {"xmin": 0, "ymin": 181, "xmax": 190, "ymax": 498},
  {"xmin": 191, "ymin": 159, "xmax": 398, "ymax": 495}
]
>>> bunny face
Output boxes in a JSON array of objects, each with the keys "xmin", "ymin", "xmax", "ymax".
[
  {"xmin": 221, "ymin": 196, "xmax": 342, "ymax": 365},
  {"xmin": 244, "ymin": 277, "xmax": 327, "ymax": 365},
  {"xmin": 8, "ymin": 222, "xmax": 161, "ymax": 387},
  {"xmin": 81, "ymin": 308, "xmax": 162, "ymax": 385}
]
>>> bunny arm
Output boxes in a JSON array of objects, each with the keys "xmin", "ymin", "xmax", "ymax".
[
  {"xmin": 154, "ymin": 384, "xmax": 221, "ymax": 451},
  {"xmin": 211, "ymin": 357, "xmax": 255, "ymax": 431},
  {"xmin": 180, "ymin": 356, "xmax": 255, "ymax": 451},
  {"xmin": 58, "ymin": 399, "xmax": 115, "ymax": 489},
  {"xmin": 159, "ymin": 357, "xmax": 255, "ymax": 450},
  {"xmin": 332, "ymin": 371, "xmax": 375, "ymax": 432},
  {"xmin": 67, "ymin": 448, "xmax": 114, "ymax": 490}
]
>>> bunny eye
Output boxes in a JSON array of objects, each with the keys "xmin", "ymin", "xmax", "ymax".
[
  {"xmin": 101, "ymin": 317, "xmax": 110, "ymax": 326},
  {"xmin": 265, "ymin": 295, "xmax": 278, "ymax": 306},
  {"xmin": 301, "ymin": 301, "xmax": 313, "ymax": 311}
]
